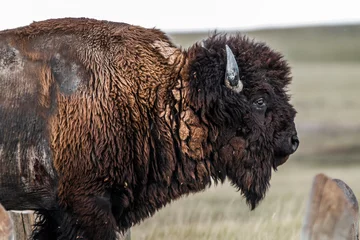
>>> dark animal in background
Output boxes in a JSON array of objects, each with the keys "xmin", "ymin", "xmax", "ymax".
[
  {"xmin": 301, "ymin": 174, "xmax": 359, "ymax": 240},
  {"xmin": 0, "ymin": 18, "xmax": 299, "ymax": 239}
]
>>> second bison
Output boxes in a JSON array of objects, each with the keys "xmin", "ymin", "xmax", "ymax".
[{"xmin": 0, "ymin": 18, "xmax": 299, "ymax": 239}]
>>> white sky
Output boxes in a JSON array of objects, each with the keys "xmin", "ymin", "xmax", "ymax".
[{"xmin": 1, "ymin": 0, "xmax": 360, "ymax": 32}]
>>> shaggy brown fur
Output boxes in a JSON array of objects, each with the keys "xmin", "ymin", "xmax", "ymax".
[{"xmin": 0, "ymin": 18, "xmax": 298, "ymax": 240}]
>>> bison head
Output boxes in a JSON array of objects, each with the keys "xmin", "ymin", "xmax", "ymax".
[{"xmin": 184, "ymin": 34, "xmax": 298, "ymax": 209}]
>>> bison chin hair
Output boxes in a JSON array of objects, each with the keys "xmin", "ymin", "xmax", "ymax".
[{"xmin": 223, "ymin": 141, "xmax": 273, "ymax": 210}]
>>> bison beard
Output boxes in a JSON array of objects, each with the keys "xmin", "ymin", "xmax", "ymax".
[{"xmin": 0, "ymin": 18, "xmax": 298, "ymax": 239}]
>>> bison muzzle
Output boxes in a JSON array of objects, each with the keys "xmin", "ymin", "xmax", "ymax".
[{"xmin": 0, "ymin": 18, "xmax": 299, "ymax": 240}]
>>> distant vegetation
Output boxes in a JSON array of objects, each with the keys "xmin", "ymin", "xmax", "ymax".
[{"xmin": 169, "ymin": 24, "xmax": 360, "ymax": 62}]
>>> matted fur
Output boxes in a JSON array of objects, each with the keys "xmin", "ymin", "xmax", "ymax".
[{"xmin": 0, "ymin": 18, "xmax": 297, "ymax": 240}]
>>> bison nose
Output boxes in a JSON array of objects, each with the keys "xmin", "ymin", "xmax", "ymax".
[{"xmin": 291, "ymin": 135, "xmax": 299, "ymax": 152}]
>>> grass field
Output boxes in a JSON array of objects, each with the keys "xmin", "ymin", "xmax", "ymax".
[
  {"xmin": 132, "ymin": 25, "xmax": 360, "ymax": 239},
  {"xmin": 132, "ymin": 163, "xmax": 360, "ymax": 240}
]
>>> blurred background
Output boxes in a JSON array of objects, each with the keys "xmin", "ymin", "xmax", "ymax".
[{"xmin": 2, "ymin": 0, "xmax": 359, "ymax": 239}]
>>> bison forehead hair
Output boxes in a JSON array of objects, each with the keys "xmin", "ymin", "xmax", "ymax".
[{"xmin": 185, "ymin": 34, "xmax": 297, "ymax": 208}]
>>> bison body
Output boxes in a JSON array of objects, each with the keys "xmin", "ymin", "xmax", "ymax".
[{"xmin": 0, "ymin": 18, "xmax": 298, "ymax": 239}]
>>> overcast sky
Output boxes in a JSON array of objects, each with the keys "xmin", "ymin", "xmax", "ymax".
[{"xmin": 1, "ymin": 0, "xmax": 359, "ymax": 32}]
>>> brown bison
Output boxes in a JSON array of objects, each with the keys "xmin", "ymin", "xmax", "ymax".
[
  {"xmin": 0, "ymin": 203, "xmax": 13, "ymax": 239},
  {"xmin": 0, "ymin": 18, "xmax": 299, "ymax": 239}
]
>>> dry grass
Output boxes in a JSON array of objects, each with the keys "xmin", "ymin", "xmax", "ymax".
[
  {"xmin": 132, "ymin": 163, "xmax": 360, "ymax": 240},
  {"xmin": 291, "ymin": 62, "xmax": 360, "ymax": 127}
]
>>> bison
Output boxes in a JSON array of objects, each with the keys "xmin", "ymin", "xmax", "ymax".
[
  {"xmin": 0, "ymin": 18, "xmax": 299, "ymax": 239},
  {"xmin": 0, "ymin": 203, "xmax": 13, "ymax": 239}
]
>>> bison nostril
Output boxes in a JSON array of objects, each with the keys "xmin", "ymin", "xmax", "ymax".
[{"xmin": 291, "ymin": 135, "xmax": 299, "ymax": 152}]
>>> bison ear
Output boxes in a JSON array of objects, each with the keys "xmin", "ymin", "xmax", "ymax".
[{"xmin": 225, "ymin": 45, "xmax": 243, "ymax": 93}]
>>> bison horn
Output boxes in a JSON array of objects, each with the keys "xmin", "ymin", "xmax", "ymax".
[{"xmin": 225, "ymin": 45, "xmax": 243, "ymax": 93}]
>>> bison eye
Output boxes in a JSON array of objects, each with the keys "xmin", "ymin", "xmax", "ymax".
[{"xmin": 253, "ymin": 98, "xmax": 266, "ymax": 109}]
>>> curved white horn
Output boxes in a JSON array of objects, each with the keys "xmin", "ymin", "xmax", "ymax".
[{"xmin": 225, "ymin": 45, "xmax": 243, "ymax": 93}]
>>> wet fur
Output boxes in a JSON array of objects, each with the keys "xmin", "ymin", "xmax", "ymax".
[{"xmin": 0, "ymin": 18, "xmax": 296, "ymax": 239}]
